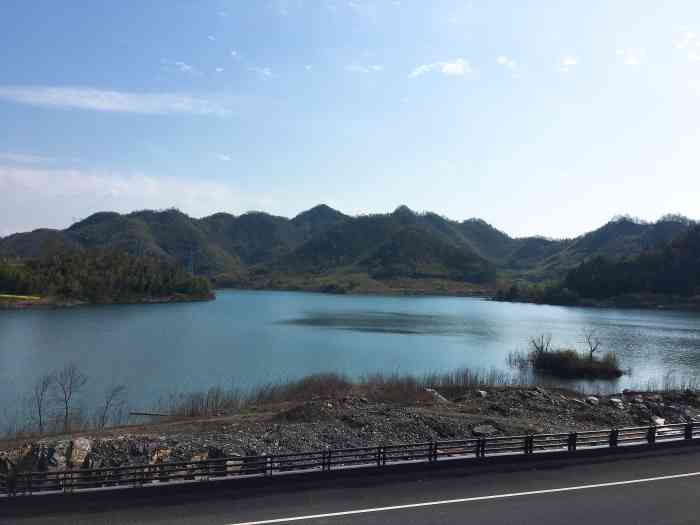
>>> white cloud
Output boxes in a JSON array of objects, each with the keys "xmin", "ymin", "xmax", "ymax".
[
  {"xmin": 231, "ymin": 50, "xmax": 239, "ymax": 58},
  {"xmin": 673, "ymin": 30, "xmax": 700, "ymax": 62},
  {"xmin": 409, "ymin": 58, "xmax": 471, "ymax": 78},
  {"xmin": 559, "ymin": 56, "xmax": 577, "ymax": 73},
  {"xmin": 305, "ymin": 64, "xmax": 313, "ymax": 71},
  {"xmin": 217, "ymin": 154, "xmax": 233, "ymax": 161},
  {"xmin": 215, "ymin": 67, "xmax": 225, "ymax": 73},
  {"xmin": 496, "ymin": 55, "xmax": 517, "ymax": 69},
  {"xmin": 0, "ymin": 152, "xmax": 56, "ymax": 164},
  {"xmin": 345, "ymin": 64, "xmax": 383, "ymax": 74},
  {"xmin": 0, "ymin": 165, "xmax": 278, "ymax": 236},
  {"xmin": 616, "ymin": 48, "xmax": 644, "ymax": 66},
  {"xmin": 208, "ymin": 35, "xmax": 216, "ymax": 41},
  {"xmin": 0, "ymin": 86, "xmax": 234, "ymax": 116},
  {"xmin": 161, "ymin": 59, "xmax": 198, "ymax": 75},
  {"xmin": 250, "ymin": 66, "xmax": 273, "ymax": 78}
]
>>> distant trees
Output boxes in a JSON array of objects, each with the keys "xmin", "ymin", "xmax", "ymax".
[
  {"xmin": 564, "ymin": 225, "xmax": 700, "ymax": 299},
  {"xmin": 0, "ymin": 249, "xmax": 212, "ymax": 303}
]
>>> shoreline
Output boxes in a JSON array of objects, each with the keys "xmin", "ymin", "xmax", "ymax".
[
  {"xmin": 0, "ymin": 292, "xmax": 215, "ymax": 310},
  {"xmin": 2, "ymin": 384, "xmax": 698, "ymax": 474}
]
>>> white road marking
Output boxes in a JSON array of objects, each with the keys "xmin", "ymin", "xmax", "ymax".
[{"xmin": 227, "ymin": 471, "xmax": 700, "ymax": 524}]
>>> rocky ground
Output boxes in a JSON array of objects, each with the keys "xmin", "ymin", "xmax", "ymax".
[{"xmin": 2, "ymin": 386, "xmax": 700, "ymax": 475}]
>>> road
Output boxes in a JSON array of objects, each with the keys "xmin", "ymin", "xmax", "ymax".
[{"xmin": 3, "ymin": 446, "xmax": 700, "ymax": 524}]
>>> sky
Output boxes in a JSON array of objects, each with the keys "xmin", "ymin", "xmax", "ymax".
[{"xmin": 2, "ymin": 1, "xmax": 700, "ymax": 239}]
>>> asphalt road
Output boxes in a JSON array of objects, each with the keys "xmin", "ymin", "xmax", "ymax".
[{"xmin": 4, "ymin": 446, "xmax": 700, "ymax": 525}]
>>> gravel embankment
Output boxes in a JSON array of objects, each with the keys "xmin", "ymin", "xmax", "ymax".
[{"xmin": 2, "ymin": 386, "xmax": 699, "ymax": 474}]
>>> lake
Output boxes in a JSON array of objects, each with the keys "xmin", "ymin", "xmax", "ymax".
[{"xmin": 2, "ymin": 290, "xmax": 700, "ymax": 419}]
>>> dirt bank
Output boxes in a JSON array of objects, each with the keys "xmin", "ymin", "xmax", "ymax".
[{"xmin": 2, "ymin": 386, "xmax": 699, "ymax": 474}]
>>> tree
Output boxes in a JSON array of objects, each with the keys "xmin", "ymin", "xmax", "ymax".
[
  {"xmin": 97, "ymin": 384, "xmax": 126, "ymax": 430},
  {"xmin": 582, "ymin": 328, "xmax": 602, "ymax": 362},
  {"xmin": 529, "ymin": 334, "xmax": 553, "ymax": 355},
  {"xmin": 31, "ymin": 373, "xmax": 54, "ymax": 434},
  {"xmin": 53, "ymin": 363, "xmax": 88, "ymax": 432}
]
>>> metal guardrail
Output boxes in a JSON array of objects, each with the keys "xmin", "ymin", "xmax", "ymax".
[{"xmin": 1, "ymin": 422, "xmax": 698, "ymax": 497}]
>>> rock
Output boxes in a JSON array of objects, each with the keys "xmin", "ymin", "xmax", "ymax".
[
  {"xmin": 359, "ymin": 397, "xmax": 369, "ymax": 404},
  {"xmin": 652, "ymin": 416, "xmax": 666, "ymax": 426},
  {"xmin": 69, "ymin": 438, "xmax": 91, "ymax": 468},
  {"xmin": 150, "ymin": 447, "xmax": 172, "ymax": 465},
  {"xmin": 586, "ymin": 396, "xmax": 599, "ymax": 406},
  {"xmin": 325, "ymin": 402, "xmax": 333, "ymax": 409},
  {"xmin": 472, "ymin": 424, "xmax": 499, "ymax": 437},
  {"xmin": 476, "ymin": 390, "xmax": 488, "ymax": 399},
  {"xmin": 425, "ymin": 388, "xmax": 449, "ymax": 403},
  {"xmin": 609, "ymin": 398, "xmax": 624, "ymax": 409},
  {"xmin": 571, "ymin": 398, "xmax": 586, "ymax": 406},
  {"xmin": 633, "ymin": 395, "xmax": 645, "ymax": 404}
]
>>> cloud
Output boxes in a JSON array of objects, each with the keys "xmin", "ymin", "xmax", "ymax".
[
  {"xmin": 0, "ymin": 86, "xmax": 234, "ymax": 116},
  {"xmin": 345, "ymin": 64, "xmax": 383, "ymax": 74},
  {"xmin": 674, "ymin": 30, "xmax": 700, "ymax": 62},
  {"xmin": 616, "ymin": 48, "xmax": 644, "ymax": 66},
  {"xmin": 0, "ymin": 152, "xmax": 56, "ymax": 164},
  {"xmin": 409, "ymin": 58, "xmax": 471, "ymax": 78},
  {"xmin": 305, "ymin": 64, "xmax": 313, "ymax": 71},
  {"xmin": 161, "ymin": 59, "xmax": 198, "ymax": 75},
  {"xmin": 496, "ymin": 55, "xmax": 517, "ymax": 69},
  {"xmin": 249, "ymin": 66, "xmax": 273, "ymax": 78},
  {"xmin": 0, "ymin": 165, "xmax": 278, "ymax": 236},
  {"xmin": 559, "ymin": 56, "xmax": 577, "ymax": 73},
  {"xmin": 215, "ymin": 67, "xmax": 225, "ymax": 73},
  {"xmin": 217, "ymin": 154, "xmax": 233, "ymax": 161},
  {"xmin": 231, "ymin": 50, "xmax": 239, "ymax": 58},
  {"xmin": 208, "ymin": 35, "xmax": 216, "ymax": 41}
]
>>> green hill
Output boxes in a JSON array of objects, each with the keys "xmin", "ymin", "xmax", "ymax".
[{"xmin": 0, "ymin": 206, "xmax": 695, "ymax": 294}]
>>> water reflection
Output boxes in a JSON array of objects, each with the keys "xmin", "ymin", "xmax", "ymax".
[{"xmin": 283, "ymin": 311, "xmax": 496, "ymax": 337}]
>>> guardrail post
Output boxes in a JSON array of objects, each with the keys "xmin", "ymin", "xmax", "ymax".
[
  {"xmin": 430, "ymin": 442, "xmax": 438, "ymax": 462},
  {"xmin": 647, "ymin": 426, "xmax": 657, "ymax": 446},
  {"xmin": 265, "ymin": 456, "xmax": 272, "ymax": 476},
  {"xmin": 568, "ymin": 432, "xmax": 577, "ymax": 453},
  {"xmin": 477, "ymin": 438, "xmax": 486, "ymax": 458},
  {"xmin": 685, "ymin": 421, "xmax": 694, "ymax": 441},
  {"xmin": 382, "ymin": 446, "xmax": 387, "ymax": 466},
  {"xmin": 325, "ymin": 449, "xmax": 332, "ymax": 472},
  {"xmin": 376, "ymin": 447, "xmax": 382, "ymax": 467},
  {"xmin": 524, "ymin": 435, "xmax": 534, "ymax": 455},
  {"xmin": 609, "ymin": 428, "xmax": 619, "ymax": 448}
]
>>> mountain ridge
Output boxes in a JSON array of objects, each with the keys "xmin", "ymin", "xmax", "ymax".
[{"xmin": 1, "ymin": 206, "xmax": 695, "ymax": 289}]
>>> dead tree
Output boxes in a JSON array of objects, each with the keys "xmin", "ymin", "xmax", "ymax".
[
  {"xmin": 97, "ymin": 384, "xmax": 126, "ymax": 430},
  {"xmin": 582, "ymin": 329, "xmax": 602, "ymax": 362},
  {"xmin": 54, "ymin": 363, "xmax": 88, "ymax": 432},
  {"xmin": 529, "ymin": 334, "xmax": 553, "ymax": 354},
  {"xmin": 32, "ymin": 373, "xmax": 54, "ymax": 434}
]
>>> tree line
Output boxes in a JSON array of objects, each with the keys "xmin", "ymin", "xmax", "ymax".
[{"xmin": 0, "ymin": 249, "xmax": 212, "ymax": 302}]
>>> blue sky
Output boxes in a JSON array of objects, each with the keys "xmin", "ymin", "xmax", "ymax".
[{"xmin": 2, "ymin": 1, "xmax": 700, "ymax": 238}]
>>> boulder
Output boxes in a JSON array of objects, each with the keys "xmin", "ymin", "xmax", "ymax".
[
  {"xmin": 472, "ymin": 424, "xmax": 499, "ymax": 437},
  {"xmin": 633, "ymin": 395, "xmax": 645, "ymax": 404},
  {"xmin": 652, "ymin": 416, "xmax": 666, "ymax": 426},
  {"xmin": 476, "ymin": 390, "xmax": 488, "ymax": 399},
  {"xmin": 425, "ymin": 388, "xmax": 449, "ymax": 403},
  {"xmin": 586, "ymin": 396, "xmax": 599, "ymax": 406},
  {"xmin": 69, "ymin": 438, "xmax": 92, "ymax": 468},
  {"xmin": 609, "ymin": 398, "xmax": 624, "ymax": 409}
]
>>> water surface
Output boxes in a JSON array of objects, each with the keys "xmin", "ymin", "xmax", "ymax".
[{"xmin": 1, "ymin": 290, "xmax": 700, "ymax": 416}]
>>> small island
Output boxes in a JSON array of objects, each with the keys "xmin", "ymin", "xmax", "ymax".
[{"xmin": 0, "ymin": 249, "xmax": 213, "ymax": 309}]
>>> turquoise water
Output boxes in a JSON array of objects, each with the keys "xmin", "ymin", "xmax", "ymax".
[{"xmin": 1, "ymin": 290, "xmax": 700, "ymax": 414}]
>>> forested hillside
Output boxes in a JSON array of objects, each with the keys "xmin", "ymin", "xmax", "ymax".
[
  {"xmin": 564, "ymin": 225, "xmax": 700, "ymax": 299},
  {"xmin": 0, "ymin": 205, "xmax": 694, "ymax": 296},
  {"xmin": 0, "ymin": 250, "xmax": 212, "ymax": 304}
]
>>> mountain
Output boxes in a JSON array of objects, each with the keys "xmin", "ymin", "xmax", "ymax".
[
  {"xmin": 564, "ymin": 224, "xmax": 700, "ymax": 300},
  {"xmin": 0, "ymin": 207, "xmax": 695, "ymax": 292}
]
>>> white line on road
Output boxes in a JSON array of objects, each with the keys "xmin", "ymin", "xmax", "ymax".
[{"xmin": 227, "ymin": 471, "xmax": 700, "ymax": 524}]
